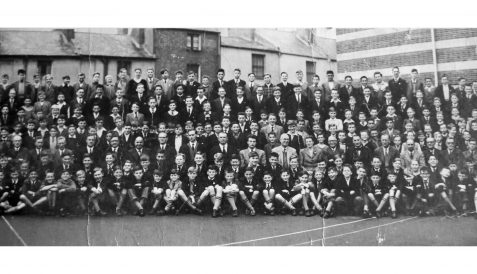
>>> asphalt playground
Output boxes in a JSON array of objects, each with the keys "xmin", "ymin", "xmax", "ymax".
[{"xmin": 1, "ymin": 212, "xmax": 477, "ymax": 246}]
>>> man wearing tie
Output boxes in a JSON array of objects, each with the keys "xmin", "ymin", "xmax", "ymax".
[
  {"xmin": 250, "ymin": 86, "xmax": 267, "ymax": 121},
  {"xmin": 244, "ymin": 72, "xmax": 257, "ymax": 100},
  {"xmin": 210, "ymin": 68, "xmax": 227, "ymax": 100},
  {"xmin": 179, "ymin": 129, "xmax": 205, "ymax": 165},
  {"xmin": 146, "ymin": 68, "xmax": 159, "ymax": 95},
  {"xmin": 272, "ymin": 133, "xmax": 297, "ymax": 170},
  {"xmin": 209, "ymin": 132, "xmax": 237, "ymax": 165},
  {"xmin": 406, "ymin": 68, "xmax": 424, "ymax": 102},
  {"xmin": 435, "ymin": 74, "xmax": 454, "ymax": 104},
  {"xmin": 158, "ymin": 69, "xmax": 175, "ymax": 100},
  {"xmin": 226, "ymin": 68, "xmax": 246, "ymax": 98}
]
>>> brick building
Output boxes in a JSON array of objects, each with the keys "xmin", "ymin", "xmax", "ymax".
[
  {"xmin": 152, "ymin": 29, "xmax": 220, "ymax": 80},
  {"xmin": 336, "ymin": 28, "xmax": 477, "ymax": 85},
  {"xmin": 0, "ymin": 28, "xmax": 155, "ymax": 85}
]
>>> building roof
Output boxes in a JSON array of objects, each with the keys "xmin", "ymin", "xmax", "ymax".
[
  {"xmin": 221, "ymin": 36, "xmax": 278, "ymax": 52},
  {"xmin": 256, "ymin": 29, "xmax": 336, "ymax": 60},
  {"xmin": 0, "ymin": 30, "xmax": 155, "ymax": 59}
]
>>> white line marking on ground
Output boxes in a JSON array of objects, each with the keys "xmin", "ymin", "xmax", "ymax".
[
  {"xmin": 216, "ymin": 217, "xmax": 376, "ymax": 246},
  {"xmin": 293, "ymin": 217, "xmax": 419, "ymax": 246},
  {"xmin": 86, "ymin": 213, "xmax": 91, "ymax": 246},
  {"xmin": 1, "ymin": 216, "xmax": 27, "ymax": 246}
]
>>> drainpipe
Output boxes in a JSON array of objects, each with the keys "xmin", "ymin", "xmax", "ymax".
[{"xmin": 430, "ymin": 28, "xmax": 439, "ymax": 83}]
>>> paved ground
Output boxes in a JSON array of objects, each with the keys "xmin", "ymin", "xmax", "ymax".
[{"xmin": 1, "ymin": 214, "xmax": 476, "ymax": 246}]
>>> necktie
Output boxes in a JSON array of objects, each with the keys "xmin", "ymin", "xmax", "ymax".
[
  {"xmin": 282, "ymin": 148, "xmax": 288, "ymax": 170},
  {"xmin": 191, "ymin": 143, "xmax": 195, "ymax": 151}
]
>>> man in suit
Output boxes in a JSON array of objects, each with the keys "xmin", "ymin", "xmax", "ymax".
[
  {"xmin": 154, "ymin": 132, "xmax": 176, "ymax": 161},
  {"xmin": 29, "ymin": 136, "xmax": 46, "ymax": 167},
  {"xmin": 440, "ymin": 138, "xmax": 464, "ymax": 169},
  {"xmin": 208, "ymin": 132, "xmax": 237, "ymax": 165},
  {"xmin": 88, "ymin": 85, "xmax": 111, "ymax": 116},
  {"xmin": 42, "ymin": 74, "xmax": 57, "ymax": 103},
  {"xmin": 211, "ymin": 87, "xmax": 231, "ymax": 116},
  {"xmin": 460, "ymin": 84, "xmax": 477, "ymax": 118},
  {"xmin": 244, "ymin": 72, "xmax": 259, "ymax": 100},
  {"xmin": 406, "ymin": 68, "xmax": 425, "ymax": 102},
  {"xmin": 7, "ymin": 135, "xmax": 31, "ymax": 165},
  {"xmin": 105, "ymin": 135, "xmax": 126, "ymax": 167},
  {"xmin": 250, "ymin": 86, "xmax": 267, "ymax": 121},
  {"xmin": 454, "ymin": 77, "xmax": 467, "ymax": 100},
  {"xmin": 7, "ymin": 69, "xmax": 34, "ymax": 102},
  {"xmin": 210, "ymin": 68, "xmax": 227, "ymax": 100},
  {"xmin": 239, "ymin": 135, "xmax": 266, "ymax": 167},
  {"xmin": 72, "ymin": 73, "xmax": 91, "ymax": 102},
  {"xmin": 295, "ymin": 70, "xmax": 312, "ymax": 100},
  {"xmin": 272, "ymin": 133, "xmax": 298, "ymax": 170},
  {"xmin": 355, "ymin": 76, "xmax": 374, "ymax": 104},
  {"xmin": 125, "ymin": 102, "xmax": 145, "ymax": 126},
  {"xmin": 308, "ymin": 74, "xmax": 322, "ymax": 101},
  {"xmin": 411, "ymin": 90, "xmax": 428, "ymax": 119},
  {"xmin": 381, "ymin": 118, "xmax": 401, "ymax": 142},
  {"xmin": 400, "ymin": 139, "xmax": 426, "ymax": 173},
  {"xmin": 0, "ymin": 74, "xmax": 10, "ymax": 104},
  {"xmin": 277, "ymin": 72, "xmax": 294, "ymax": 100},
  {"xmin": 226, "ymin": 68, "xmax": 246, "ymax": 98},
  {"xmin": 265, "ymin": 87, "xmax": 283, "ymax": 116},
  {"xmin": 345, "ymin": 135, "xmax": 372, "ymax": 170},
  {"xmin": 179, "ymin": 129, "xmax": 205, "ymax": 165},
  {"xmin": 361, "ymin": 86, "xmax": 379, "ymax": 114},
  {"xmin": 260, "ymin": 113, "xmax": 283, "ymax": 142},
  {"xmin": 184, "ymin": 71, "xmax": 200, "ymax": 98},
  {"xmin": 57, "ymin": 75, "xmax": 75, "ymax": 103},
  {"xmin": 145, "ymin": 68, "xmax": 160, "ymax": 95},
  {"xmin": 158, "ymin": 69, "xmax": 175, "ymax": 100},
  {"xmin": 388, "ymin": 66, "xmax": 408, "ymax": 102},
  {"xmin": 127, "ymin": 136, "xmax": 152, "ymax": 165},
  {"xmin": 144, "ymin": 97, "xmax": 162, "ymax": 127},
  {"xmin": 422, "ymin": 137, "xmax": 442, "ymax": 163},
  {"xmin": 52, "ymin": 136, "xmax": 74, "ymax": 167},
  {"xmin": 434, "ymin": 74, "xmax": 455, "ymax": 104},
  {"xmin": 321, "ymin": 70, "xmax": 341, "ymax": 103},
  {"xmin": 339, "ymin": 75, "xmax": 360, "ymax": 103},
  {"xmin": 77, "ymin": 134, "xmax": 103, "ymax": 164},
  {"xmin": 287, "ymin": 85, "xmax": 310, "ymax": 120}
]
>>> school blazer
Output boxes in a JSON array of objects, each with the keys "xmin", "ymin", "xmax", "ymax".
[{"xmin": 334, "ymin": 177, "xmax": 360, "ymax": 197}]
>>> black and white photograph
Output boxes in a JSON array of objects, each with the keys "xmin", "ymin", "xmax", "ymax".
[{"xmin": 1, "ymin": 1, "xmax": 476, "ymax": 272}]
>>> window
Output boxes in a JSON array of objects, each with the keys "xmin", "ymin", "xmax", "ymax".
[
  {"xmin": 306, "ymin": 61, "xmax": 316, "ymax": 83},
  {"xmin": 187, "ymin": 34, "xmax": 201, "ymax": 51},
  {"xmin": 252, "ymin": 54, "xmax": 265, "ymax": 79},
  {"xmin": 37, "ymin": 60, "xmax": 52, "ymax": 78},
  {"xmin": 186, "ymin": 64, "xmax": 200, "ymax": 80},
  {"xmin": 117, "ymin": 60, "xmax": 131, "ymax": 76}
]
